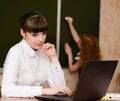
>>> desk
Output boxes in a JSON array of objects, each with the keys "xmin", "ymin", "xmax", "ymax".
[
  {"xmin": 0, "ymin": 97, "xmax": 118, "ymax": 101},
  {"xmin": 0, "ymin": 97, "xmax": 40, "ymax": 101}
]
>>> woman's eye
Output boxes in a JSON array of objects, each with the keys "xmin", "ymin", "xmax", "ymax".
[
  {"xmin": 32, "ymin": 33, "xmax": 38, "ymax": 37},
  {"xmin": 31, "ymin": 32, "xmax": 46, "ymax": 37}
]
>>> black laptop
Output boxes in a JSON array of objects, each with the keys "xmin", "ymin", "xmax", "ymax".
[{"xmin": 35, "ymin": 60, "xmax": 118, "ymax": 101}]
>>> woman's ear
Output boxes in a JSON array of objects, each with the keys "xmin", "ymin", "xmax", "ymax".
[{"xmin": 20, "ymin": 29, "xmax": 26, "ymax": 38}]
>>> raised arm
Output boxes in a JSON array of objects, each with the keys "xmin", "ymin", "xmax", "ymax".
[{"xmin": 65, "ymin": 17, "xmax": 80, "ymax": 44}]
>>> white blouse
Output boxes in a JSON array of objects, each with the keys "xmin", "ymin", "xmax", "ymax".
[{"xmin": 1, "ymin": 39, "xmax": 65, "ymax": 97}]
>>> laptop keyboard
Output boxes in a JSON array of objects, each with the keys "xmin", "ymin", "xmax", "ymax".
[{"xmin": 54, "ymin": 92, "xmax": 67, "ymax": 96}]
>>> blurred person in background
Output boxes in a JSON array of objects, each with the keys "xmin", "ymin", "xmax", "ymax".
[{"xmin": 64, "ymin": 16, "xmax": 101, "ymax": 75}]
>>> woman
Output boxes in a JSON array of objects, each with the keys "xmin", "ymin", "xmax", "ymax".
[
  {"xmin": 64, "ymin": 17, "xmax": 101, "ymax": 74},
  {"xmin": 1, "ymin": 11, "xmax": 72, "ymax": 97}
]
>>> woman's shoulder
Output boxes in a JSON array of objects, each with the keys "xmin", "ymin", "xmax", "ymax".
[
  {"xmin": 9, "ymin": 39, "xmax": 30, "ymax": 51},
  {"xmin": 8, "ymin": 41, "xmax": 24, "ymax": 55}
]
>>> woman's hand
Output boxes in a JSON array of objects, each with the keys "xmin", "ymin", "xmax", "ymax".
[
  {"xmin": 41, "ymin": 42, "xmax": 58, "ymax": 64},
  {"xmin": 42, "ymin": 86, "xmax": 73, "ymax": 96},
  {"xmin": 41, "ymin": 42, "xmax": 56, "ymax": 57},
  {"xmin": 65, "ymin": 16, "xmax": 73, "ymax": 25}
]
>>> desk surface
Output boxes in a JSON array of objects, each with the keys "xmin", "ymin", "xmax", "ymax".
[
  {"xmin": 0, "ymin": 97, "xmax": 118, "ymax": 101},
  {"xmin": 0, "ymin": 97, "xmax": 40, "ymax": 101}
]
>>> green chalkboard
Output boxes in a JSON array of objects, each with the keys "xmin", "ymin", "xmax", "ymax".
[{"xmin": 0, "ymin": 0, "xmax": 100, "ymax": 67}]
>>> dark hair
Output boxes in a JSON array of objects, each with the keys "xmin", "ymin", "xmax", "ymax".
[{"xmin": 19, "ymin": 11, "xmax": 48, "ymax": 33}]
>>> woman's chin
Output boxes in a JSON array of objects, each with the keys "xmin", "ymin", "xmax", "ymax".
[{"xmin": 32, "ymin": 47, "xmax": 41, "ymax": 51}]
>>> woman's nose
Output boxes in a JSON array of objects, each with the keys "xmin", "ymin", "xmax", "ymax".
[
  {"xmin": 37, "ymin": 35, "xmax": 46, "ymax": 43},
  {"xmin": 37, "ymin": 35, "xmax": 43, "ymax": 40}
]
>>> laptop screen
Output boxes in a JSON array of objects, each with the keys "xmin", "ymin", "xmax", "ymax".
[{"xmin": 73, "ymin": 60, "xmax": 118, "ymax": 101}]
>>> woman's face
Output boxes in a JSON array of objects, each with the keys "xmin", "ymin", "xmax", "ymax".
[{"xmin": 21, "ymin": 29, "xmax": 46, "ymax": 50}]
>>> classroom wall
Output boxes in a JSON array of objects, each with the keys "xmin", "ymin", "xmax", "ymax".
[{"xmin": 99, "ymin": 0, "xmax": 120, "ymax": 92}]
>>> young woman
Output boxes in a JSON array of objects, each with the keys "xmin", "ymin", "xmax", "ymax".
[
  {"xmin": 64, "ymin": 17, "xmax": 101, "ymax": 74},
  {"xmin": 1, "ymin": 11, "xmax": 72, "ymax": 97}
]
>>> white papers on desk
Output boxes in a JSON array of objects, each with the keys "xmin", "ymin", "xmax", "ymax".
[{"xmin": 101, "ymin": 93, "xmax": 120, "ymax": 100}]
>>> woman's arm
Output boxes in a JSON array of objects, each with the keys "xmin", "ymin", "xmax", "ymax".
[
  {"xmin": 64, "ymin": 43, "xmax": 83, "ymax": 72},
  {"xmin": 64, "ymin": 43, "xmax": 73, "ymax": 68},
  {"xmin": 41, "ymin": 43, "xmax": 66, "ymax": 87},
  {"xmin": 65, "ymin": 17, "xmax": 80, "ymax": 44},
  {"xmin": 1, "ymin": 47, "xmax": 42, "ymax": 97},
  {"xmin": 40, "ymin": 42, "xmax": 73, "ymax": 95}
]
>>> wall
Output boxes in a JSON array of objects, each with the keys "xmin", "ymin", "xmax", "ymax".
[{"xmin": 99, "ymin": 0, "xmax": 120, "ymax": 92}]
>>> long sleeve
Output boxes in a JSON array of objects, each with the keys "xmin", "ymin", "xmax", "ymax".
[
  {"xmin": 1, "ymin": 46, "xmax": 42, "ymax": 97},
  {"xmin": 47, "ymin": 62, "xmax": 66, "ymax": 87},
  {"xmin": 2, "ymin": 85, "xmax": 42, "ymax": 97}
]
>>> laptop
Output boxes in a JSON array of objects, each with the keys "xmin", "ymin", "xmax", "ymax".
[{"xmin": 35, "ymin": 60, "xmax": 118, "ymax": 101}]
